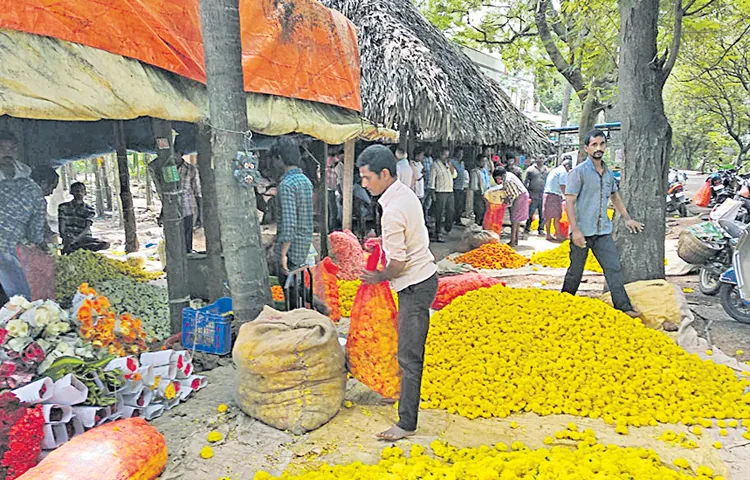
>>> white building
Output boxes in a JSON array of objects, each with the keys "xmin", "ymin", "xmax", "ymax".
[{"xmin": 461, "ymin": 46, "xmax": 561, "ymax": 129}]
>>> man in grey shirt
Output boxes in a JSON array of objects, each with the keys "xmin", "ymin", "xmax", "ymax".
[{"xmin": 562, "ymin": 129, "xmax": 643, "ymax": 317}]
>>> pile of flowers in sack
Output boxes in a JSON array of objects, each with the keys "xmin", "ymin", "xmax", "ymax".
[{"xmin": 0, "ymin": 284, "xmax": 206, "ymax": 475}]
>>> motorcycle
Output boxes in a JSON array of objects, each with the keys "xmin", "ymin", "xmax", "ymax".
[
  {"xmin": 698, "ymin": 218, "xmax": 742, "ymax": 295},
  {"xmin": 666, "ymin": 181, "xmax": 689, "ymax": 217},
  {"xmin": 719, "ymin": 220, "xmax": 750, "ymax": 323}
]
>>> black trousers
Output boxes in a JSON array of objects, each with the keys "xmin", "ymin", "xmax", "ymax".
[
  {"xmin": 525, "ymin": 195, "xmax": 544, "ymax": 232},
  {"xmin": 562, "ymin": 234, "xmax": 633, "ymax": 312},
  {"xmin": 473, "ymin": 191, "xmax": 486, "ymax": 226},
  {"xmin": 453, "ymin": 189, "xmax": 466, "ymax": 225},
  {"xmin": 433, "ymin": 192, "xmax": 455, "ymax": 235},
  {"xmin": 396, "ymin": 274, "xmax": 438, "ymax": 432},
  {"xmin": 183, "ymin": 215, "xmax": 194, "ymax": 253}
]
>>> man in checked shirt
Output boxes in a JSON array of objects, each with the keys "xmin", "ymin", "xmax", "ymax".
[
  {"xmin": 175, "ymin": 151, "xmax": 202, "ymax": 253},
  {"xmin": 270, "ymin": 137, "xmax": 314, "ymax": 286}
]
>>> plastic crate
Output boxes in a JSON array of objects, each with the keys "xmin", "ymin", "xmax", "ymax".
[{"xmin": 181, "ymin": 297, "xmax": 233, "ymax": 355}]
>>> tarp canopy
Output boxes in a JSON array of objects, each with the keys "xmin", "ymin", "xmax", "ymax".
[
  {"xmin": 0, "ymin": 0, "xmax": 362, "ymax": 112},
  {"xmin": 0, "ymin": 29, "xmax": 395, "ymax": 165}
]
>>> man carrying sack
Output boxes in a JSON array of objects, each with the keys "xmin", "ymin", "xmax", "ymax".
[{"xmin": 357, "ymin": 145, "xmax": 438, "ymax": 441}]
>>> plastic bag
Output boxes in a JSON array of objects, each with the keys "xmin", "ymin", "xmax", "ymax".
[
  {"xmin": 432, "ymin": 273, "xmax": 501, "ymax": 310},
  {"xmin": 16, "ymin": 245, "xmax": 55, "ymax": 301},
  {"xmin": 456, "ymin": 224, "xmax": 501, "ymax": 253},
  {"xmin": 329, "ymin": 230, "xmax": 365, "ymax": 281},
  {"xmin": 313, "ymin": 257, "xmax": 341, "ymax": 321},
  {"xmin": 17, "ymin": 418, "xmax": 167, "ymax": 480},
  {"xmin": 233, "ymin": 306, "xmax": 346, "ymax": 434},
  {"xmin": 694, "ymin": 182, "xmax": 711, "ymax": 208},
  {"xmin": 558, "ymin": 206, "xmax": 570, "ymax": 238},
  {"xmin": 347, "ymin": 244, "xmax": 400, "ymax": 399}
]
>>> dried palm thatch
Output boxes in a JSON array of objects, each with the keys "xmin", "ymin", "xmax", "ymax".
[{"xmin": 322, "ymin": 0, "xmax": 552, "ymax": 153}]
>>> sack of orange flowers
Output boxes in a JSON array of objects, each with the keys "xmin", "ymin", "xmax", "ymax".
[
  {"xmin": 17, "ymin": 418, "xmax": 167, "ymax": 480},
  {"xmin": 431, "ymin": 273, "xmax": 501, "ymax": 310},
  {"xmin": 347, "ymin": 244, "xmax": 400, "ymax": 399},
  {"xmin": 233, "ymin": 307, "xmax": 346, "ymax": 434},
  {"xmin": 312, "ymin": 257, "xmax": 342, "ymax": 321}
]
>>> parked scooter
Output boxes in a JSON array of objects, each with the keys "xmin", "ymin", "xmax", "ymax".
[
  {"xmin": 719, "ymin": 221, "xmax": 750, "ymax": 324},
  {"xmin": 699, "ymin": 219, "xmax": 742, "ymax": 295},
  {"xmin": 666, "ymin": 181, "xmax": 689, "ymax": 217}
]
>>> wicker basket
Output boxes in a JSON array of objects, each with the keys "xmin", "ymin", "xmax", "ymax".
[{"xmin": 677, "ymin": 230, "xmax": 723, "ymax": 265}]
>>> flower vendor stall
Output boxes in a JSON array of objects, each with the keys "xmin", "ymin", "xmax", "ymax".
[{"xmin": 0, "ymin": 284, "xmax": 206, "ymax": 477}]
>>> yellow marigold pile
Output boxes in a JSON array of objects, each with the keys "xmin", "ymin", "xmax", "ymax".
[
  {"xmin": 455, "ymin": 243, "xmax": 528, "ymax": 270},
  {"xmin": 531, "ymin": 240, "xmax": 603, "ymax": 272},
  {"xmin": 422, "ymin": 285, "xmax": 750, "ymax": 426},
  {"xmin": 337, "ymin": 279, "xmax": 398, "ymax": 318},
  {"xmin": 255, "ymin": 438, "xmax": 722, "ymax": 479}
]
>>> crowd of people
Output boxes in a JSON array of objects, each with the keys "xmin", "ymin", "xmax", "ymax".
[{"xmin": 330, "ymin": 144, "xmax": 577, "ymax": 247}]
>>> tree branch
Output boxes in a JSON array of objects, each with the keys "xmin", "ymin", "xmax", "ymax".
[
  {"xmin": 662, "ymin": 0, "xmax": 684, "ymax": 81},
  {"xmin": 534, "ymin": 0, "xmax": 586, "ymax": 95},
  {"xmin": 684, "ymin": 0, "xmax": 719, "ymax": 16}
]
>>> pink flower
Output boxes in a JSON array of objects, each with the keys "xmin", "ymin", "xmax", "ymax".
[
  {"xmin": 0, "ymin": 328, "xmax": 7, "ymax": 345},
  {"xmin": 21, "ymin": 343, "xmax": 45, "ymax": 365}
]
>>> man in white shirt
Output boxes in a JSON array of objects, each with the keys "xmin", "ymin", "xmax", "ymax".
[
  {"xmin": 358, "ymin": 145, "xmax": 438, "ymax": 442},
  {"xmin": 395, "ymin": 147, "xmax": 413, "ymax": 189},
  {"xmin": 411, "ymin": 149, "xmax": 425, "ymax": 201}
]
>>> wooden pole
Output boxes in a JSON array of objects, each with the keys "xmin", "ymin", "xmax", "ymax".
[
  {"xmin": 320, "ymin": 143, "xmax": 329, "ymax": 258},
  {"xmin": 114, "ymin": 122, "xmax": 139, "ymax": 253},
  {"xmin": 92, "ymin": 158, "xmax": 105, "ymax": 218},
  {"xmin": 101, "ymin": 156, "xmax": 113, "ymax": 211},
  {"xmin": 145, "ymin": 155, "xmax": 153, "ymax": 208},
  {"xmin": 150, "ymin": 119, "xmax": 189, "ymax": 334},
  {"xmin": 342, "ymin": 139, "xmax": 355, "ymax": 231}
]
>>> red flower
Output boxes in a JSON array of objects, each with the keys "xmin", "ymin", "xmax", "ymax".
[
  {"xmin": 0, "ymin": 361, "xmax": 16, "ymax": 379},
  {"xmin": 2, "ymin": 405, "xmax": 44, "ymax": 479},
  {"xmin": 21, "ymin": 343, "xmax": 45, "ymax": 365},
  {"xmin": 0, "ymin": 328, "xmax": 7, "ymax": 345}
]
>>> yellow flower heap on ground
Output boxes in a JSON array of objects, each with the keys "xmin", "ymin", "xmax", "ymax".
[
  {"xmin": 256, "ymin": 437, "xmax": 721, "ymax": 479},
  {"xmin": 337, "ymin": 279, "xmax": 398, "ymax": 318},
  {"xmin": 422, "ymin": 285, "xmax": 750, "ymax": 426},
  {"xmin": 530, "ymin": 240, "xmax": 603, "ymax": 272}
]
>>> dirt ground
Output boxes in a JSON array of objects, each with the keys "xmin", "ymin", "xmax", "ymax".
[{"xmin": 60, "ymin": 172, "xmax": 750, "ymax": 479}]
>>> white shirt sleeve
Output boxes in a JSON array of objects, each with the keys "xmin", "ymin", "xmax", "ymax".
[{"xmin": 397, "ymin": 160, "xmax": 413, "ymax": 188}]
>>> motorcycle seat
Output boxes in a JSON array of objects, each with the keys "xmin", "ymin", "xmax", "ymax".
[{"xmin": 719, "ymin": 219, "xmax": 747, "ymax": 239}]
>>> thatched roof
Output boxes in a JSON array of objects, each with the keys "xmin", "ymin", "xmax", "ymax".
[{"xmin": 322, "ymin": 0, "xmax": 552, "ymax": 153}]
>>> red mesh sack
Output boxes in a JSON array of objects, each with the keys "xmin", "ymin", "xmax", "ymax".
[
  {"xmin": 313, "ymin": 257, "xmax": 342, "ymax": 322},
  {"xmin": 16, "ymin": 245, "xmax": 55, "ymax": 301},
  {"xmin": 431, "ymin": 273, "xmax": 501, "ymax": 310},
  {"xmin": 694, "ymin": 182, "xmax": 711, "ymax": 208},
  {"xmin": 329, "ymin": 230, "xmax": 364, "ymax": 281},
  {"xmin": 346, "ymin": 244, "xmax": 400, "ymax": 399},
  {"xmin": 17, "ymin": 418, "xmax": 166, "ymax": 480},
  {"xmin": 558, "ymin": 206, "xmax": 570, "ymax": 238}
]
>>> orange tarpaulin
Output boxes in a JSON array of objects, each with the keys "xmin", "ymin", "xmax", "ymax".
[{"xmin": 0, "ymin": 0, "xmax": 362, "ymax": 112}]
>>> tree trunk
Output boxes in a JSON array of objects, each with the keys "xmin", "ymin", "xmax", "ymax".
[
  {"xmin": 577, "ymin": 85, "xmax": 599, "ymax": 163},
  {"xmin": 196, "ymin": 124, "xmax": 228, "ymax": 301},
  {"xmin": 320, "ymin": 143, "xmax": 329, "ymax": 258},
  {"xmin": 114, "ymin": 122, "xmax": 139, "ymax": 253},
  {"xmin": 145, "ymin": 155, "xmax": 153, "ymax": 208},
  {"xmin": 101, "ymin": 157, "xmax": 113, "ymax": 212},
  {"xmin": 614, "ymin": 0, "xmax": 671, "ymax": 283},
  {"xmin": 92, "ymin": 158, "xmax": 105, "ymax": 218},
  {"xmin": 560, "ymin": 83, "xmax": 572, "ymax": 127},
  {"xmin": 150, "ymin": 119, "xmax": 189, "ymax": 333},
  {"xmin": 199, "ymin": 0, "xmax": 271, "ymax": 327},
  {"xmin": 111, "ymin": 154, "xmax": 123, "ymax": 227}
]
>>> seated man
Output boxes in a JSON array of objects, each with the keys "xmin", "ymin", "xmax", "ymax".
[{"xmin": 58, "ymin": 182, "xmax": 110, "ymax": 255}]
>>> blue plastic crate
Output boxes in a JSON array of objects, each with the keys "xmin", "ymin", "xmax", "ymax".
[{"xmin": 181, "ymin": 297, "xmax": 233, "ymax": 355}]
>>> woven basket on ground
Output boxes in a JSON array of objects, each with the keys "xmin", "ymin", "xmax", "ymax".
[{"xmin": 677, "ymin": 230, "xmax": 723, "ymax": 265}]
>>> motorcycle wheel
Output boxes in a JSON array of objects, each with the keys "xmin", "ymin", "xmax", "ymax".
[
  {"xmin": 719, "ymin": 284, "xmax": 750, "ymax": 324},
  {"xmin": 679, "ymin": 204, "xmax": 688, "ymax": 217},
  {"xmin": 699, "ymin": 267, "xmax": 721, "ymax": 296}
]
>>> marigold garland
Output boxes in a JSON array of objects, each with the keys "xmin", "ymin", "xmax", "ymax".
[{"xmin": 455, "ymin": 243, "xmax": 528, "ymax": 270}]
